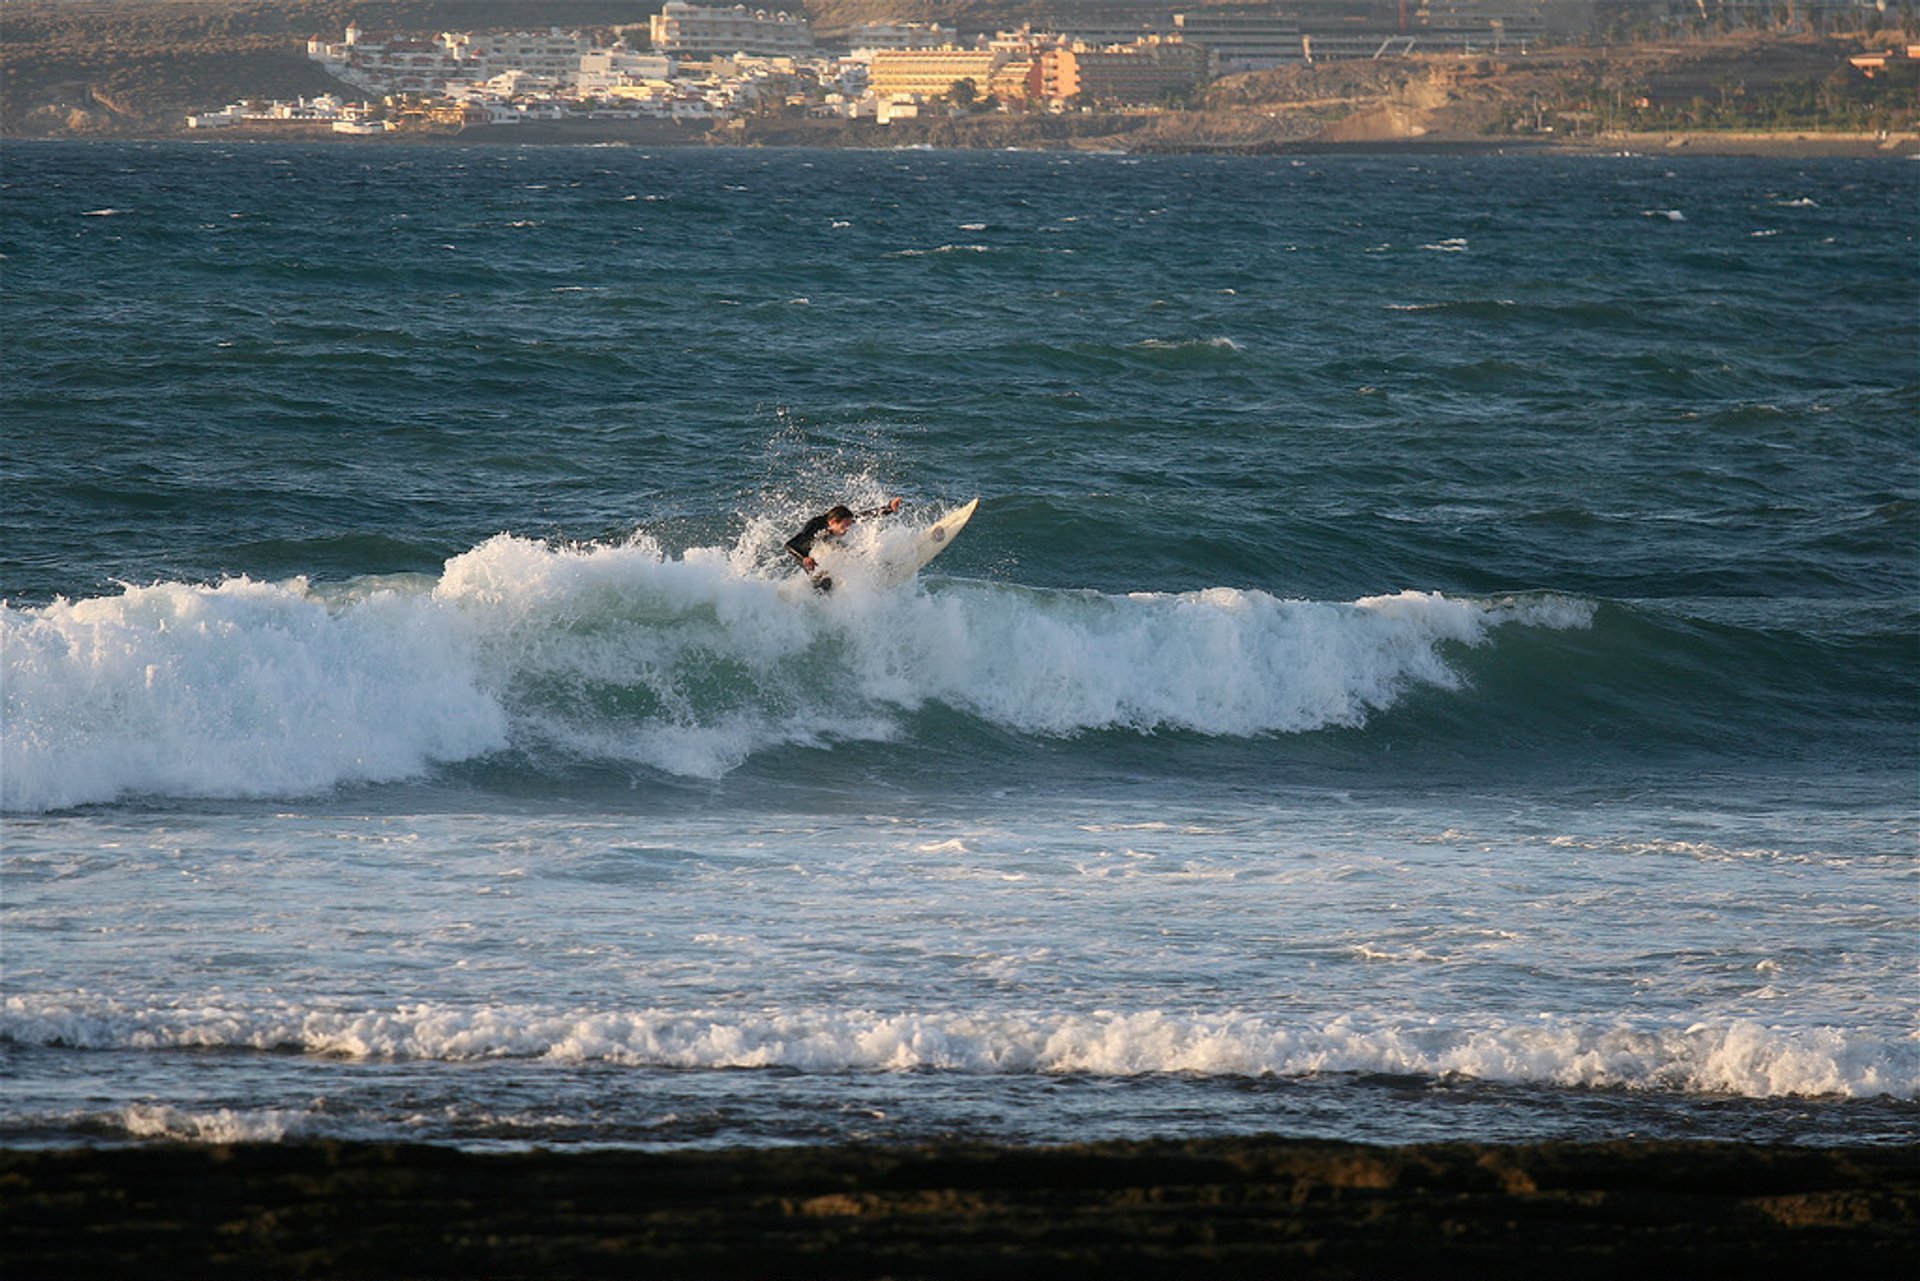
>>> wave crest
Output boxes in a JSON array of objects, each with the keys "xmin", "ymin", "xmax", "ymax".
[
  {"xmin": 2, "ymin": 532, "xmax": 1590, "ymax": 809},
  {"xmin": 1, "ymin": 575, "xmax": 507, "ymax": 811}
]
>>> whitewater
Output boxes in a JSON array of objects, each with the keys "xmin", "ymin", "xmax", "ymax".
[{"xmin": 3, "ymin": 524, "xmax": 1593, "ymax": 810}]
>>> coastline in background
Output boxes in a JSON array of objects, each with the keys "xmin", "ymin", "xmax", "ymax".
[{"xmin": 4, "ymin": 1, "xmax": 1915, "ymax": 156}]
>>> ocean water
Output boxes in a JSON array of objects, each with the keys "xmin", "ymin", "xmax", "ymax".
[{"xmin": 2, "ymin": 140, "xmax": 1915, "ymax": 1152}]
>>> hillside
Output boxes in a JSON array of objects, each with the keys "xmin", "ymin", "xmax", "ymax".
[
  {"xmin": 1203, "ymin": 31, "xmax": 1913, "ymax": 144},
  {"xmin": 0, "ymin": 1, "xmax": 658, "ymax": 134},
  {"xmin": 2, "ymin": 1, "xmax": 1913, "ymax": 147}
]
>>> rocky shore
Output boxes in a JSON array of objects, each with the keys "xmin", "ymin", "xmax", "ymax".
[
  {"xmin": 724, "ymin": 114, "xmax": 1920, "ymax": 156},
  {"xmin": 4, "ymin": 1136, "xmax": 1916, "ymax": 1278},
  {"xmin": 33, "ymin": 113, "xmax": 1912, "ymax": 158}
]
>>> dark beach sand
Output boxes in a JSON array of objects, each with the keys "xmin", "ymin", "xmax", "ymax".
[{"xmin": 3, "ymin": 1136, "xmax": 1915, "ymax": 1278}]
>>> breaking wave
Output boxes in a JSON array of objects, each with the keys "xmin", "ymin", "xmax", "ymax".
[
  {"xmin": 4, "ymin": 994, "xmax": 1908, "ymax": 1101},
  {"xmin": 2, "ymin": 528, "xmax": 1594, "ymax": 810}
]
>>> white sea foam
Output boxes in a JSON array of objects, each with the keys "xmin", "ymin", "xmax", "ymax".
[
  {"xmin": 1386, "ymin": 300, "xmax": 1516, "ymax": 312},
  {"xmin": 1, "ymin": 576, "xmax": 507, "ymax": 811},
  {"xmin": 5, "ymin": 996, "xmax": 1908, "ymax": 1100},
  {"xmin": 1134, "ymin": 336, "xmax": 1243, "ymax": 352},
  {"xmin": 122, "ymin": 1103, "xmax": 308, "ymax": 1143},
  {"xmin": 889, "ymin": 243, "xmax": 994, "ymax": 256},
  {"xmin": 1, "ymin": 531, "xmax": 1591, "ymax": 809}
]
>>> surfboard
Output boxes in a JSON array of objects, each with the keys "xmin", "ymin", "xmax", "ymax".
[{"xmin": 871, "ymin": 498, "xmax": 978, "ymax": 588}]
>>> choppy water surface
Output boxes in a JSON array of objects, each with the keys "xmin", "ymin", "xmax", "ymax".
[{"xmin": 2, "ymin": 141, "xmax": 1914, "ymax": 1149}]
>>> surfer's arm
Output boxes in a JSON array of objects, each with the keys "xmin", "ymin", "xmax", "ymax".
[
  {"xmin": 786, "ymin": 515, "xmax": 830, "ymax": 570},
  {"xmin": 857, "ymin": 498, "xmax": 905, "ymax": 519}
]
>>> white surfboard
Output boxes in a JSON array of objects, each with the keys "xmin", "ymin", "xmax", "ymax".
[{"xmin": 870, "ymin": 498, "xmax": 978, "ymax": 588}]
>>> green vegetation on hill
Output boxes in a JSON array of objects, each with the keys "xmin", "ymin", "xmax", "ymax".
[
  {"xmin": 1612, "ymin": 62, "xmax": 1919, "ymax": 135},
  {"xmin": 1481, "ymin": 36, "xmax": 1920, "ymax": 138}
]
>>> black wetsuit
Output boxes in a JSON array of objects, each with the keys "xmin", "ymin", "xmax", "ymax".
[
  {"xmin": 784, "ymin": 514, "xmax": 838, "ymax": 564},
  {"xmin": 784, "ymin": 505, "xmax": 893, "ymax": 564}
]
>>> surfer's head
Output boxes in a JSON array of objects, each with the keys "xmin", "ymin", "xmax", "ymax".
[{"xmin": 825, "ymin": 505, "xmax": 855, "ymax": 534}]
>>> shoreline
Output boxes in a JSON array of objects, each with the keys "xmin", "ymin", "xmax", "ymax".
[
  {"xmin": 6, "ymin": 123, "xmax": 1916, "ymax": 159},
  {"xmin": 5, "ymin": 1136, "xmax": 1916, "ymax": 1278}
]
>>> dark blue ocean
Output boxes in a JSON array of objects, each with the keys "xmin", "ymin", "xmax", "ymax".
[{"xmin": 2, "ymin": 140, "xmax": 1915, "ymax": 1151}]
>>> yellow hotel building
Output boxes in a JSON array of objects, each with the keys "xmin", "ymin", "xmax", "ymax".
[
  {"xmin": 988, "ymin": 56, "xmax": 1041, "ymax": 104},
  {"xmin": 869, "ymin": 48, "xmax": 1007, "ymax": 100}
]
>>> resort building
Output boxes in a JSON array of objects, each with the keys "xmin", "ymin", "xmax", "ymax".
[
  {"xmin": 310, "ymin": 23, "xmax": 599, "ymax": 93},
  {"xmin": 442, "ymin": 29, "xmax": 594, "ymax": 81},
  {"xmin": 843, "ymin": 21, "xmax": 956, "ymax": 53},
  {"xmin": 868, "ymin": 48, "xmax": 1009, "ymax": 102},
  {"xmin": 648, "ymin": 2, "xmax": 817, "ymax": 59},
  {"xmin": 1041, "ymin": 38, "xmax": 1213, "ymax": 107},
  {"xmin": 1052, "ymin": 18, "xmax": 1178, "ymax": 48},
  {"xmin": 988, "ymin": 54, "xmax": 1044, "ymax": 106},
  {"xmin": 576, "ymin": 47, "xmax": 677, "ymax": 94},
  {"xmin": 1172, "ymin": 7, "xmax": 1304, "ymax": 73},
  {"xmin": 308, "ymin": 28, "xmax": 458, "ymax": 94},
  {"xmin": 1298, "ymin": 2, "xmax": 1544, "ymax": 62},
  {"xmin": 184, "ymin": 95, "xmax": 390, "ymax": 131}
]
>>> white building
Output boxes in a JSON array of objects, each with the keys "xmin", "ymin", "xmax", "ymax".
[
  {"xmin": 184, "ymin": 95, "xmax": 354, "ymax": 128},
  {"xmin": 1051, "ymin": 19, "xmax": 1175, "ymax": 48},
  {"xmin": 649, "ymin": 2, "xmax": 816, "ymax": 59},
  {"xmin": 577, "ymin": 47, "xmax": 676, "ymax": 94},
  {"xmin": 480, "ymin": 68, "xmax": 556, "ymax": 97},
  {"xmin": 842, "ymin": 20, "xmax": 955, "ymax": 54},
  {"xmin": 308, "ymin": 24, "xmax": 617, "ymax": 96},
  {"xmin": 444, "ymin": 29, "xmax": 593, "ymax": 81}
]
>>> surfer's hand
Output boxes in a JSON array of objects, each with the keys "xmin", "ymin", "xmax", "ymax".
[
  {"xmin": 886, "ymin": 497, "xmax": 903, "ymax": 512},
  {"xmin": 802, "ymin": 556, "xmax": 816, "ymax": 570}
]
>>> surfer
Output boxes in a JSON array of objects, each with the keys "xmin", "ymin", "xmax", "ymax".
[{"xmin": 786, "ymin": 498, "xmax": 903, "ymax": 588}]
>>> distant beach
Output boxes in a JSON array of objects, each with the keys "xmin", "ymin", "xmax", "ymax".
[{"xmin": 54, "ymin": 114, "xmax": 1920, "ymax": 157}]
